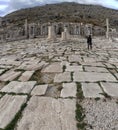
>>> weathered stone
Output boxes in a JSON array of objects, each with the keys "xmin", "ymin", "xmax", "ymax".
[
  {"xmin": 31, "ymin": 84, "xmax": 48, "ymax": 96},
  {"xmin": 54, "ymin": 72, "xmax": 71, "ymax": 83},
  {"xmin": 100, "ymin": 82, "xmax": 118, "ymax": 97},
  {"xmin": 0, "ymin": 95, "xmax": 27, "ymax": 129},
  {"xmin": 61, "ymin": 83, "xmax": 76, "ymax": 98},
  {"xmin": 81, "ymin": 62, "xmax": 105, "ymax": 67},
  {"xmin": 0, "ymin": 69, "xmax": 5, "ymax": 75},
  {"xmin": 66, "ymin": 65, "xmax": 83, "ymax": 72},
  {"xmin": 19, "ymin": 71, "xmax": 34, "ymax": 81},
  {"xmin": 41, "ymin": 62, "xmax": 62, "ymax": 73},
  {"xmin": 82, "ymin": 83, "xmax": 103, "ymax": 98},
  {"xmin": 17, "ymin": 61, "xmax": 47, "ymax": 71},
  {"xmin": 84, "ymin": 66, "xmax": 109, "ymax": 73},
  {"xmin": 74, "ymin": 72, "xmax": 117, "ymax": 82},
  {"xmin": 0, "ymin": 70, "xmax": 21, "ymax": 81},
  {"xmin": 0, "ymin": 81, "xmax": 36, "ymax": 94},
  {"xmin": 68, "ymin": 55, "xmax": 82, "ymax": 63},
  {"xmin": 16, "ymin": 97, "xmax": 77, "ymax": 130}
]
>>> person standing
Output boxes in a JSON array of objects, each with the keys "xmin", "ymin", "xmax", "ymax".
[{"xmin": 87, "ymin": 35, "xmax": 92, "ymax": 50}]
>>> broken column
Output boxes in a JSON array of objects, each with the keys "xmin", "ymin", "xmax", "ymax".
[
  {"xmin": 61, "ymin": 27, "xmax": 70, "ymax": 41},
  {"xmin": 47, "ymin": 25, "xmax": 56, "ymax": 40}
]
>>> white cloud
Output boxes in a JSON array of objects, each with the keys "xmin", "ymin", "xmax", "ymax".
[{"xmin": 0, "ymin": 0, "xmax": 118, "ymax": 16}]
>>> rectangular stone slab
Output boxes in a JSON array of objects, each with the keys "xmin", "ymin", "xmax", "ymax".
[
  {"xmin": 0, "ymin": 70, "xmax": 21, "ymax": 81},
  {"xmin": 0, "ymin": 81, "xmax": 36, "ymax": 94},
  {"xmin": 41, "ymin": 62, "xmax": 62, "ymax": 73},
  {"xmin": 68, "ymin": 55, "xmax": 82, "ymax": 63},
  {"xmin": 84, "ymin": 66, "xmax": 109, "ymax": 73},
  {"xmin": 54, "ymin": 72, "xmax": 71, "ymax": 83},
  {"xmin": 66, "ymin": 65, "xmax": 83, "ymax": 72},
  {"xmin": 31, "ymin": 84, "xmax": 48, "ymax": 96},
  {"xmin": 19, "ymin": 71, "xmax": 35, "ymax": 81},
  {"xmin": 82, "ymin": 83, "xmax": 103, "ymax": 98},
  {"xmin": 100, "ymin": 82, "xmax": 118, "ymax": 97},
  {"xmin": 74, "ymin": 72, "xmax": 117, "ymax": 82},
  {"xmin": 16, "ymin": 97, "xmax": 77, "ymax": 130},
  {"xmin": 61, "ymin": 83, "xmax": 77, "ymax": 98},
  {"xmin": 0, "ymin": 95, "xmax": 27, "ymax": 129}
]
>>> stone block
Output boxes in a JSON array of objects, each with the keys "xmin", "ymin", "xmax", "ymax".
[
  {"xmin": 0, "ymin": 95, "xmax": 27, "ymax": 129},
  {"xmin": 0, "ymin": 70, "xmax": 21, "ymax": 81},
  {"xmin": 74, "ymin": 72, "xmax": 117, "ymax": 82},
  {"xmin": 0, "ymin": 81, "xmax": 36, "ymax": 94},
  {"xmin": 82, "ymin": 83, "xmax": 103, "ymax": 98},
  {"xmin": 16, "ymin": 97, "xmax": 77, "ymax": 130},
  {"xmin": 31, "ymin": 84, "xmax": 48, "ymax": 96},
  {"xmin": 19, "ymin": 71, "xmax": 34, "ymax": 81},
  {"xmin": 100, "ymin": 82, "xmax": 118, "ymax": 97},
  {"xmin": 54, "ymin": 72, "xmax": 71, "ymax": 83},
  {"xmin": 61, "ymin": 83, "xmax": 76, "ymax": 98},
  {"xmin": 41, "ymin": 62, "xmax": 62, "ymax": 73}
]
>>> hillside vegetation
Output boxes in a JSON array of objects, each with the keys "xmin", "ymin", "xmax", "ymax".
[{"xmin": 3, "ymin": 2, "xmax": 118, "ymax": 28}]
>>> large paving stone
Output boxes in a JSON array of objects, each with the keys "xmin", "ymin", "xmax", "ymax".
[
  {"xmin": 68, "ymin": 55, "xmax": 82, "ymax": 63},
  {"xmin": 74, "ymin": 72, "xmax": 117, "ymax": 82},
  {"xmin": 100, "ymin": 82, "xmax": 118, "ymax": 97},
  {"xmin": 0, "ymin": 95, "xmax": 27, "ymax": 129},
  {"xmin": 81, "ymin": 62, "xmax": 105, "ymax": 67},
  {"xmin": 31, "ymin": 84, "xmax": 48, "ymax": 96},
  {"xmin": 84, "ymin": 66, "xmax": 109, "ymax": 73},
  {"xmin": 54, "ymin": 72, "xmax": 71, "ymax": 83},
  {"xmin": 41, "ymin": 62, "xmax": 62, "ymax": 73},
  {"xmin": 82, "ymin": 83, "xmax": 103, "ymax": 98},
  {"xmin": 19, "ymin": 71, "xmax": 35, "ymax": 81},
  {"xmin": 61, "ymin": 83, "xmax": 76, "ymax": 98},
  {"xmin": 17, "ymin": 61, "xmax": 46, "ymax": 71},
  {"xmin": 16, "ymin": 96, "xmax": 77, "ymax": 130},
  {"xmin": 0, "ymin": 70, "xmax": 21, "ymax": 81},
  {"xmin": 0, "ymin": 81, "xmax": 36, "ymax": 94},
  {"xmin": 66, "ymin": 65, "xmax": 83, "ymax": 72}
]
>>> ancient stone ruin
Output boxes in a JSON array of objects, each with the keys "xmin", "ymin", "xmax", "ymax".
[{"xmin": 0, "ymin": 18, "xmax": 107, "ymax": 43}]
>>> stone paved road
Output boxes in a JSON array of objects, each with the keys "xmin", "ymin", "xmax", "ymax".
[{"xmin": 0, "ymin": 37, "xmax": 118, "ymax": 130}]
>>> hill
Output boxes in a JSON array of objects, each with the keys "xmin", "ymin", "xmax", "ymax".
[{"xmin": 2, "ymin": 2, "xmax": 118, "ymax": 29}]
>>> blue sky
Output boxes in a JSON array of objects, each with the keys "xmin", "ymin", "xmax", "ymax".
[{"xmin": 0, "ymin": 0, "xmax": 118, "ymax": 16}]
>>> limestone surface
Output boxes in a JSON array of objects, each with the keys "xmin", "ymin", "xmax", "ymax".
[
  {"xmin": 41, "ymin": 62, "xmax": 62, "ymax": 73},
  {"xmin": 16, "ymin": 96, "xmax": 77, "ymax": 130},
  {"xmin": 0, "ymin": 95, "xmax": 27, "ymax": 129},
  {"xmin": 0, "ymin": 81, "xmax": 36, "ymax": 94},
  {"xmin": 31, "ymin": 84, "xmax": 48, "ymax": 96},
  {"xmin": 74, "ymin": 72, "xmax": 117, "ymax": 82},
  {"xmin": 19, "ymin": 71, "xmax": 34, "ymax": 81},
  {"xmin": 54, "ymin": 72, "xmax": 71, "ymax": 83},
  {"xmin": 61, "ymin": 82, "xmax": 77, "ymax": 98},
  {"xmin": 84, "ymin": 66, "xmax": 109, "ymax": 73},
  {"xmin": 82, "ymin": 83, "xmax": 103, "ymax": 98},
  {"xmin": 0, "ymin": 70, "xmax": 21, "ymax": 81},
  {"xmin": 100, "ymin": 82, "xmax": 118, "ymax": 97},
  {"xmin": 66, "ymin": 65, "xmax": 83, "ymax": 72}
]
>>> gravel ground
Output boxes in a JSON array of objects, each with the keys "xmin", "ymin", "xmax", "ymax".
[{"xmin": 82, "ymin": 99, "xmax": 118, "ymax": 130}]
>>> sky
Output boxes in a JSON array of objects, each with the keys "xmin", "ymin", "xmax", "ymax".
[{"xmin": 0, "ymin": 0, "xmax": 118, "ymax": 16}]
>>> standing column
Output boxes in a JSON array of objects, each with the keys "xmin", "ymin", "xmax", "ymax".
[
  {"xmin": 106, "ymin": 18, "xmax": 109, "ymax": 39},
  {"xmin": 25, "ymin": 19, "xmax": 28, "ymax": 38},
  {"xmin": 47, "ymin": 25, "xmax": 56, "ymax": 40},
  {"xmin": 61, "ymin": 27, "xmax": 70, "ymax": 41}
]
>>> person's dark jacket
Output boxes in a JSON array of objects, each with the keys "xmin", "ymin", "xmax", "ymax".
[{"xmin": 87, "ymin": 35, "xmax": 92, "ymax": 45}]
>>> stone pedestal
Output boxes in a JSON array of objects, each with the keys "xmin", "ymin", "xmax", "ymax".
[{"xmin": 47, "ymin": 26, "xmax": 56, "ymax": 40}]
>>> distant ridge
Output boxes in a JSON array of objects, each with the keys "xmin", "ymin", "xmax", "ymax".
[{"xmin": 2, "ymin": 2, "xmax": 118, "ymax": 29}]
